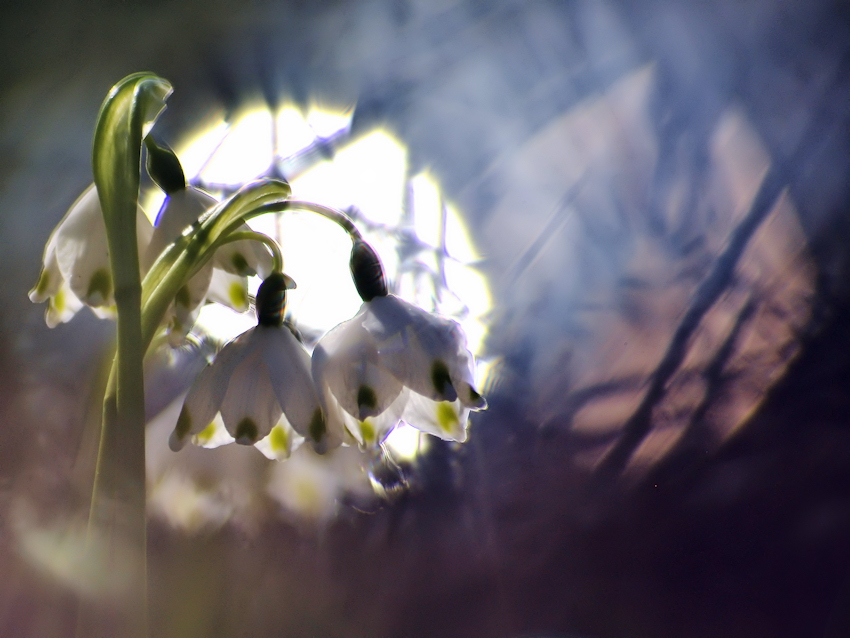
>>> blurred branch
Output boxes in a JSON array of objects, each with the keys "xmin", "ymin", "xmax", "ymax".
[{"xmin": 596, "ymin": 165, "xmax": 787, "ymax": 479}]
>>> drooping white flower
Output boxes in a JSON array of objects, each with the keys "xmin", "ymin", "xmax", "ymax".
[
  {"xmin": 29, "ymin": 184, "xmax": 153, "ymax": 327},
  {"xmin": 312, "ymin": 293, "xmax": 487, "ymax": 447},
  {"xmin": 313, "ymin": 240, "xmax": 486, "ymax": 448},
  {"xmin": 169, "ymin": 273, "xmax": 332, "ymax": 456},
  {"xmin": 142, "ymin": 184, "xmax": 274, "ymax": 343}
]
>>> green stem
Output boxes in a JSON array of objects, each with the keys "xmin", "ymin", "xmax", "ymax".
[
  {"xmin": 215, "ymin": 229, "xmax": 284, "ymax": 274},
  {"xmin": 138, "ymin": 191, "xmax": 359, "ymax": 353},
  {"xmin": 140, "ymin": 180, "xmax": 292, "ymax": 351},
  {"xmin": 78, "ymin": 73, "xmax": 171, "ymax": 638},
  {"xmin": 251, "ymin": 199, "xmax": 363, "ymax": 241}
]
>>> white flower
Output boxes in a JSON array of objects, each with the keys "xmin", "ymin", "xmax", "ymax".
[
  {"xmin": 30, "ymin": 178, "xmax": 273, "ymax": 336},
  {"xmin": 169, "ymin": 288, "xmax": 330, "ymax": 456},
  {"xmin": 29, "ymin": 184, "xmax": 153, "ymax": 327},
  {"xmin": 266, "ymin": 444, "xmax": 377, "ymax": 524},
  {"xmin": 143, "ymin": 185, "xmax": 274, "ymax": 343},
  {"xmin": 312, "ymin": 294, "xmax": 486, "ymax": 448}
]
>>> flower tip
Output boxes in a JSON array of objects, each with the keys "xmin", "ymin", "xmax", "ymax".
[
  {"xmin": 168, "ymin": 430, "xmax": 187, "ymax": 452},
  {"xmin": 467, "ymin": 386, "xmax": 487, "ymax": 410},
  {"xmin": 310, "ymin": 439, "xmax": 329, "ymax": 455},
  {"xmin": 234, "ymin": 418, "xmax": 260, "ymax": 445}
]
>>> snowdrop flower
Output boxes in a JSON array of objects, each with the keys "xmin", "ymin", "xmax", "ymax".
[
  {"xmin": 169, "ymin": 272, "xmax": 332, "ymax": 457},
  {"xmin": 29, "ymin": 184, "xmax": 153, "ymax": 327},
  {"xmin": 312, "ymin": 241, "xmax": 486, "ymax": 448},
  {"xmin": 143, "ymin": 138, "xmax": 274, "ymax": 342}
]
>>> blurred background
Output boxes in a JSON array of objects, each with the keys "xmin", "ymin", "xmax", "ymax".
[{"xmin": 3, "ymin": 1, "xmax": 850, "ymax": 636}]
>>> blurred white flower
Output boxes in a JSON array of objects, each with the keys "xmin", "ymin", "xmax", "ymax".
[
  {"xmin": 266, "ymin": 444, "xmax": 376, "ymax": 524},
  {"xmin": 169, "ymin": 273, "xmax": 331, "ymax": 455},
  {"xmin": 312, "ymin": 293, "xmax": 486, "ymax": 448},
  {"xmin": 28, "ymin": 184, "xmax": 152, "ymax": 326}
]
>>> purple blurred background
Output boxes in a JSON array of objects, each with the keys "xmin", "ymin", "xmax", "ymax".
[{"xmin": 2, "ymin": 1, "xmax": 850, "ymax": 636}]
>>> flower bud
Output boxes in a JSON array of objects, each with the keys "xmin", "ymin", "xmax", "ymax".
[
  {"xmin": 256, "ymin": 272, "xmax": 297, "ymax": 326},
  {"xmin": 350, "ymin": 240, "xmax": 388, "ymax": 302},
  {"xmin": 145, "ymin": 136, "xmax": 186, "ymax": 195}
]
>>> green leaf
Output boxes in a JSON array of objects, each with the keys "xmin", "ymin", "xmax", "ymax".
[{"xmin": 92, "ymin": 72, "xmax": 172, "ymax": 291}]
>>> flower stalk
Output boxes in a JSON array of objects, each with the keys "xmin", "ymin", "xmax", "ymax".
[{"xmin": 79, "ymin": 72, "xmax": 171, "ymax": 638}]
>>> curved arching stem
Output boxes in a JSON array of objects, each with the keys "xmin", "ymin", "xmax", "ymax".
[
  {"xmin": 214, "ymin": 229, "xmax": 284, "ymax": 274},
  {"xmin": 248, "ymin": 199, "xmax": 363, "ymax": 242}
]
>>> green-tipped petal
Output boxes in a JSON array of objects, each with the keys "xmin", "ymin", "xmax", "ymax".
[{"xmin": 169, "ymin": 330, "xmax": 254, "ymax": 451}]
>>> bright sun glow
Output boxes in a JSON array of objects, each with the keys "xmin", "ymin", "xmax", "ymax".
[{"xmin": 151, "ymin": 102, "xmax": 492, "ymax": 391}]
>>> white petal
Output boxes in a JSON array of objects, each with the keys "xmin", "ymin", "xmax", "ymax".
[
  {"xmin": 367, "ymin": 295, "xmax": 484, "ymax": 408},
  {"xmin": 164, "ymin": 261, "xmax": 213, "ymax": 343},
  {"xmin": 311, "ymin": 378, "xmax": 357, "ymax": 453},
  {"xmin": 312, "ymin": 311, "xmax": 405, "ymax": 422},
  {"xmin": 170, "ymin": 330, "xmax": 255, "ymax": 451},
  {"xmin": 53, "ymin": 185, "xmax": 112, "ymax": 307},
  {"xmin": 205, "ymin": 269, "xmax": 250, "ymax": 313},
  {"xmin": 34, "ymin": 185, "xmax": 152, "ymax": 318},
  {"xmin": 30, "ymin": 245, "xmax": 88, "ymax": 328},
  {"xmin": 192, "ymin": 413, "xmax": 234, "ymax": 449},
  {"xmin": 349, "ymin": 389, "xmax": 408, "ymax": 448},
  {"xmin": 44, "ymin": 280, "xmax": 84, "ymax": 328},
  {"xmin": 258, "ymin": 327, "xmax": 333, "ymax": 449},
  {"xmin": 29, "ymin": 242, "xmax": 63, "ymax": 304},
  {"xmin": 181, "ymin": 261, "xmax": 214, "ymax": 311},
  {"xmin": 219, "ymin": 339, "xmax": 283, "ymax": 445},
  {"xmin": 254, "ymin": 414, "xmax": 304, "ymax": 461},
  {"xmin": 90, "ymin": 304, "xmax": 117, "ymax": 321},
  {"xmin": 165, "ymin": 303, "xmax": 200, "ymax": 347},
  {"xmin": 401, "ymin": 392, "xmax": 470, "ymax": 442},
  {"xmin": 213, "ymin": 223, "xmax": 274, "ymax": 278},
  {"xmin": 143, "ymin": 187, "xmax": 217, "ymax": 271}
]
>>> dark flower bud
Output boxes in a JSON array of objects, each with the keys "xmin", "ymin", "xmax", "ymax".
[
  {"xmin": 256, "ymin": 272, "xmax": 297, "ymax": 326},
  {"xmin": 145, "ymin": 136, "xmax": 186, "ymax": 195},
  {"xmin": 350, "ymin": 240, "xmax": 388, "ymax": 302}
]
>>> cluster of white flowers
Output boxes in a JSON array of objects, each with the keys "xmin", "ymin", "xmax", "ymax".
[{"xmin": 30, "ymin": 137, "xmax": 486, "ymax": 472}]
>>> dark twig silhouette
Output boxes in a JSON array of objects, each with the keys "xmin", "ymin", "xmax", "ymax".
[{"xmin": 596, "ymin": 166, "xmax": 787, "ymax": 479}]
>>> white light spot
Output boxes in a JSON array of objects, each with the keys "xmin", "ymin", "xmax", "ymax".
[
  {"xmin": 175, "ymin": 113, "xmax": 229, "ymax": 178},
  {"xmin": 200, "ymin": 108, "xmax": 274, "ymax": 185},
  {"xmin": 411, "ymin": 172, "xmax": 443, "ymax": 248},
  {"xmin": 248, "ymin": 211, "xmax": 362, "ymax": 332},
  {"xmin": 275, "ymin": 107, "xmax": 317, "ymax": 158},
  {"xmin": 293, "ymin": 131, "xmax": 407, "ymax": 226},
  {"xmin": 385, "ymin": 423, "xmax": 426, "ymax": 462},
  {"xmin": 195, "ymin": 303, "xmax": 255, "ymax": 342},
  {"xmin": 306, "ymin": 106, "xmax": 353, "ymax": 139}
]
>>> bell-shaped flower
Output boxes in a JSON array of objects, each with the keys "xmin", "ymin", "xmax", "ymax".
[
  {"xmin": 142, "ymin": 139, "xmax": 274, "ymax": 342},
  {"xmin": 313, "ymin": 294, "xmax": 486, "ymax": 446},
  {"xmin": 312, "ymin": 241, "xmax": 486, "ymax": 448},
  {"xmin": 29, "ymin": 184, "xmax": 153, "ymax": 327},
  {"xmin": 169, "ymin": 273, "xmax": 333, "ymax": 456}
]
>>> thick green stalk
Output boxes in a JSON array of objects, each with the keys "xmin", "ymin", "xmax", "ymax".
[
  {"xmin": 78, "ymin": 73, "xmax": 171, "ymax": 638},
  {"xmin": 257, "ymin": 199, "xmax": 363, "ymax": 240}
]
